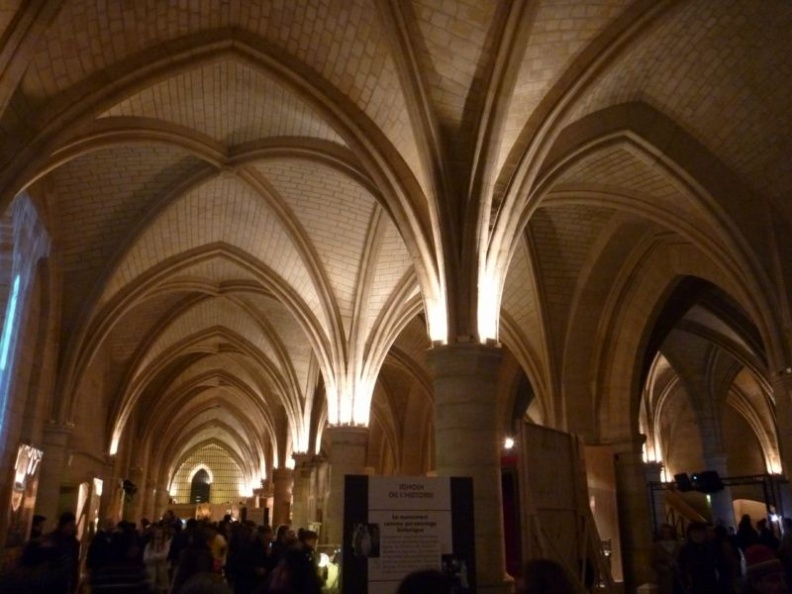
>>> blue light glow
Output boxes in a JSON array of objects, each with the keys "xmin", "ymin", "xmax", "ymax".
[
  {"xmin": 0, "ymin": 275, "xmax": 20, "ymax": 371},
  {"xmin": 0, "ymin": 274, "xmax": 21, "ymax": 435}
]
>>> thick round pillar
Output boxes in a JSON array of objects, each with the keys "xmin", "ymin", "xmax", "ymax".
[
  {"xmin": 99, "ymin": 456, "xmax": 121, "ymax": 523},
  {"xmin": 272, "ymin": 468, "xmax": 294, "ymax": 528},
  {"xmin": 644, "ymin": 461, "xmax": 665, "ymax": 534},
  {"xmin": 123, "ymin": 466, "xmax": 144, "ymax": 522},
  {"xmin": 35, "ymin": 423, "xmax": 72, "ymax": 526},
  {"xmin": 773, "ymin": 376, "xmax": 792, "ymax": 515},
  {"xmin": 427, "ymin": 343, "xmax": 511, "ymax": 594},
  {"xmin": 325, "ymin": 426, "xmax": 368, "ymax": 546},
  {"xmin": 142, "ymin": 482, "xmax": 156, "ymax": 522},
  {"xmin": 292, "ymin": 454, "xmax": 317, "ymax": 530},
  {"xmin": 154, "ymin": 483, "xmax": 169, "ymax": 521},
  {"xmin": 703, "ymin": 453, "xmax": 735, "ymax": 529},
  {"xmin": 614, "ymin": 443, "xmax": 654, "ymax": 592}
]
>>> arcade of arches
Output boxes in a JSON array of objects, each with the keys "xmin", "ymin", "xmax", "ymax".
[{"xmin": 0, "ymin": 1, "xmax": 790, "ymax": 592}]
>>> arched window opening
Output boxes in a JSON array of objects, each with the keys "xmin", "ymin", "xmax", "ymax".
[{"xmin": 190, "ymin": 469, "xmax": 211, "ymax": 504}]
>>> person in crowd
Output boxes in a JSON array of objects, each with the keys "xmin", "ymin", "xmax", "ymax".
[
  {"xmin": 270, "ymin": 524, "xmax": 296, "ymax": 564},
  {"xmin": 172, "ymin": 526, "xmax": 216, "ymax": 594},
  {"xmin": 138, "ymin": 518, "xmax": 154, "ymax": 548},
  {"xmin": 29, "ymin": 514, "xmax": 46, "ymax": 540},
  {"xmin": 143, "ymin": 523, "xmax": 171, "ymax": 594},
  {"xmin": 678, "ymin": 521, "xmax": 718, "ymax": 593},
  {"xmin": 225, "ymin": 521, "xmax": 253, "ymax": 594},
  {"xmin": 169, "ymin": 517, "xmax": 195, "ymax": 583},
  {"xmin": 298, "ymin": 529, "xmax": 324, "ymax": 590},
  {"xmin": 652, "ymin": 523, "xmax": 682, "ymax": 594},
  {"xmin": 90, "ymin": 519, "xmax": 149, "ymax": 594},
  {"xmin": 396, "ymin": 569, "xmax": 453, "ymax": 594},
  {"xmin": 44, "ymin": 511, "xmax": 81, "ymax": 594},
  {"xmin": 264, "ymin": 544, "xmax": 322, "ymax": 594},
  {"xmin": 759, "ymin": 519, "xmax": 781, "ymax": 551},
  {"xmin": 521, "ymin": 558, "xmax": 582, "ymax": 594},
  {"xmin": 714, "ymin": 524, "xmax": 741, "ymax": 594},
  {"xmin": 87, "ymin": 517, "xmax": 116, "ymax": 574},
  {"xmin": 742, "ymin": 544, "xmax": 788, "ymax": 594},
  {"xmin": 224, "ymin": 521, "xmax": 248, "ymax": 590},
  {"xmin": 778, "ymin": 518, "xmax": 792, "ymax": 588},
  {"xmin": 8, "ymin": 511, "xmax": 81, "ymax": 594},
  {"xmin": 737, "ymin": 515, "xmax": 760, "ymax": 552},
  {"xmin": 178, "ymin": 571, "xmax": 234, "ymax": 594},
  {"xmin": 253, "ymin": 524, "xmax": 276, "ymax": 586},
  {"xmin": 208, "ymin": 523, "xmax": 228, "ymax": 574}
]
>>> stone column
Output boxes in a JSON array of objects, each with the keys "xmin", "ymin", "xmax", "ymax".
[
  {"xmin": 35, "ymin": 423, "xmax": 72, "ymax": 525},
  {"xmin": 324, "ymin": 426, "xmax": 368, "ymax": 546},
  {"xmin": 272, "ymin": 468, "xmax": 294, "ymax": 528},
  {"xmin": 702, "ymin": 452, "xmax": 735, "ymax": 529},
  {"xmin": 292, "ymin": 454, "xmax": 318, "ymax": 530},
  {"xmin": 143, "ymin": 482, "xmax": 156, "ymax": 522},
  {"xmin": 773, "ymin": 375, "xmax": 792, "ymax": 516},
  {"xmin": 98, "ymin": 456, "xmax": 116, "ymax": 523},
  {"xmin": 644, "ymin": 461, "xmax": 665, "ymax": 534},
  {"xmin": 123, "ymin": 466, "xmax": 144, "ymax": 522},
  {"xmin": 427, "ymin": 343, "xmax": 512, "ymax": 594},
  {"xmin": 154, "ymin": 483, "xmax": 170, "ymax": 521},
  {"xmin": 613, "ymin": 441, "xmax": 654, "ymax": 593}
]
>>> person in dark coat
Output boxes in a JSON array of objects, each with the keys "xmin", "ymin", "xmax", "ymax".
[{"xmin": 678, "ymin": 522, "xmax": 717, "ymax": 594}]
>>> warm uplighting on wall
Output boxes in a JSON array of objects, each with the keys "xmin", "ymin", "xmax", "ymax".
[
  {"xmin": 352, "ymin": 378, "xmax": 374, "ymax": 426},
  {"xmin": 327, "ymin": 379, "xmax": 374, "ymax": 427},
  {"xmin": 238, "ymin": 479, "xmax": 255, "ymax": 498},
  {"xmin": 478, "ymin": 269, "xmax": 499, "ymax": 343},
  {"xmin": 425, "ymin": 296, "xmax": 448, "ymax": 344},
  {"xmin": 767, "ymin": 455, "xmax": 783, "ymax": 475},
  {"xmin": 109, "ymin": 433, "xmax": 120, "ymax": 456}
]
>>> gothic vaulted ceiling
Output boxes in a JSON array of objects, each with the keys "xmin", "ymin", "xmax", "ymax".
[{"xmin": 0, "ymin": 0, "xmax": 790, "ymax": 480}]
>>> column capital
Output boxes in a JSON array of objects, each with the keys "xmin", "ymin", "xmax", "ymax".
[
  {"xmin": 325, "ymin": 425, "xmax": 369, "ymax": 447},
  {"xmin": 426, "ymin": 342, "xmax": 502, "ymax": 380},
  {"xmin": 42, "ymin": 421, "xmax": 73, "ymax": 444},
  {"xmin": 272, "ymin": 467, "xmax": 294, "ymax": 480},
  {"xmin": 292, "ymin": 452, "xmax": 323, "ymax": 467},
  {"xmin": 608, "ymin": 434, "xmax": 646, "ymax": 456}
]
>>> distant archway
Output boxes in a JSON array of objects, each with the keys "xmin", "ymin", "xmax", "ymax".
[{"xmin": 190, "ymin": 468, "xmax": 211, "ymax": 504}]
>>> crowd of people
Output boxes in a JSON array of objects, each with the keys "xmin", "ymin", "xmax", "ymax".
[
  {"xmin": 0, "ymin": 507, "xmax": 592, "ymax": 594},
  {"xmin": 10, "ymin": 508, "xmax": 790, "ymax": 594},
  {"xmin": 1, "ymin": 510, "xmax": 329, "ymax": 594},
  {"xmin": 652, "ymin": 515, "xmax": 792, "ymax": 594}
]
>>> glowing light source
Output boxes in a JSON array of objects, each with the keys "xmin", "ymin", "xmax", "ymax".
[
  {"xmin": 319, "ymin": 553, "xmax": 330, "ymax": 568},
  {"xmin": 503, "ymin": 437, "xmax": 515, "ymax": 450},
  {"xmin": 425, "ymin": 296, "xmax": 448, "ymax": 344},
  {"xmin": 478, "ymin": 268, "xmax": 499, "ymax": 343},
  {"xmin": 238, "ymin": 480, "xmax": 255, "ymax": 498},
  {"xmin": 0, "ymin": 275, "xmax": 20, "ymax": 371}
]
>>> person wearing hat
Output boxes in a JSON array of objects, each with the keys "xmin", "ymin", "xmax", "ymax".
[{"xmin": 743, "ymin": 544, "xmax": 788, "ymax": 594}]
